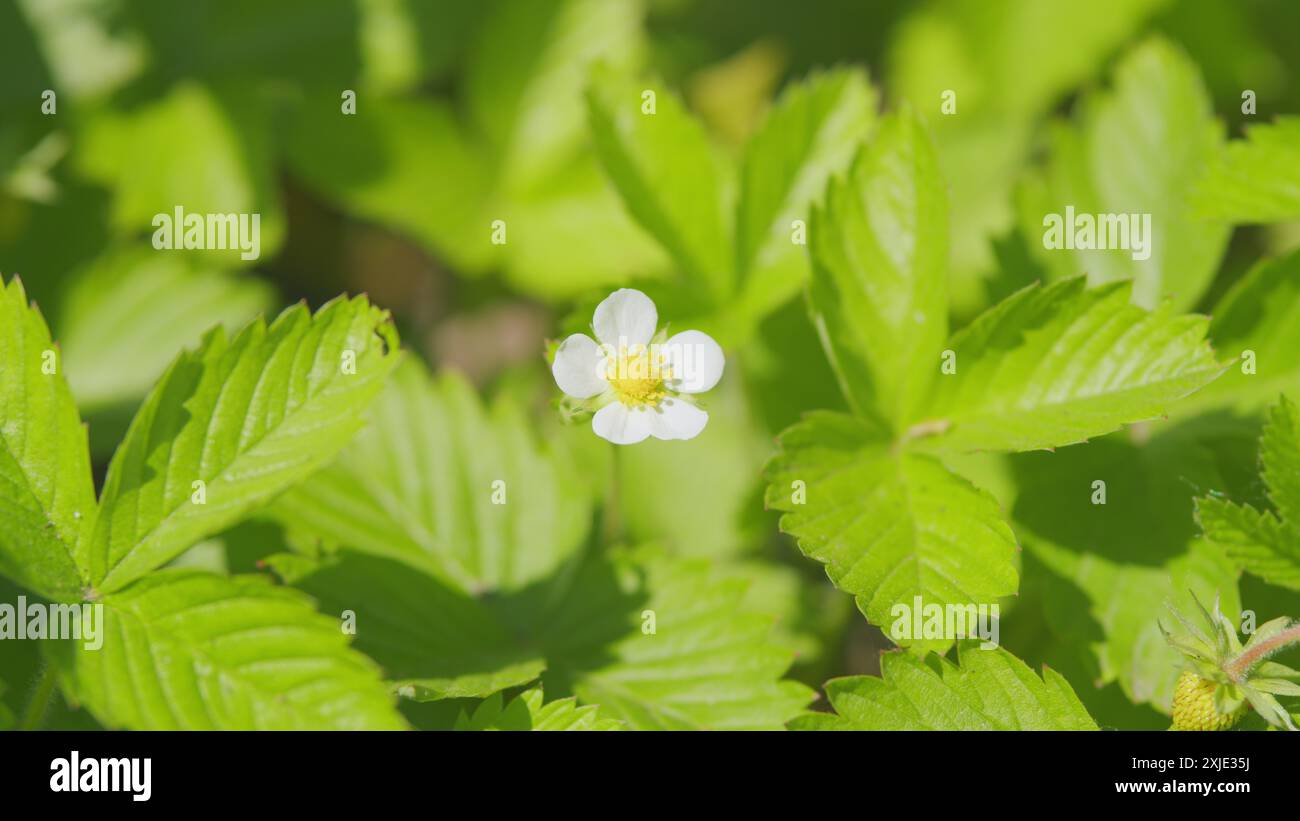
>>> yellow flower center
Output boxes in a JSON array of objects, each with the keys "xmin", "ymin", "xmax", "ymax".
[{"xmin": 606, "ymin": 344, "xmax": 671, "ymax": 407}]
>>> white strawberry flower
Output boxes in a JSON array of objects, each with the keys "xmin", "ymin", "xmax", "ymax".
[{"xmin": 551, "ymin": 288, "xmax": 725, "ymax": 445}]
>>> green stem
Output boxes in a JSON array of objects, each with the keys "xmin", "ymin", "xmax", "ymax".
[
  {"xmin": 1226, "ymin": 624, "xmax": 1300, "ymax": 681},
  {"xmin": 19, "ymin": 663, "xmax": 56, "ymax": 731}
]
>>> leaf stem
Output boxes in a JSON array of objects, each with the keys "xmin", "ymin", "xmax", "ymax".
[{"xmin": 1226, "ymin": 624, "xmax": 1300, "ymax": 681}]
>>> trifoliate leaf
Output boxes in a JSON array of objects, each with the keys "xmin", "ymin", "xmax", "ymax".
[
  {"xmin": 57, "ymin": 245, "xmax": 274, "ymax": 413},
  {"xmin": 1194, "ymin": 117, "xmax": 1300, "ymax": 223},
  {"xmin": 764, "ymin": 412, "xmax": 1018, "ymax": 647},
  {"xmin": 586, "ymin": 64, "xmax": 733, "ymax": 301},
  {"xmin": 1197, "ymin": 397, "xmax": 1300, "ymax": 590},
  {"xmin": 274, "ymin": 546, "xmax": 811, "ymax": 730},
  {"xmin": 808, "ymin": 108, "xmax": 947, "ymax": 426},
  {"xmin": 455, "ymin": 688, "xmax": 623, "ymax": 731},
  {"xmin": 793, "ymin": 644, "xmax": 1097, "ymax": 730},
  {"xmin": 1017, "ymin": 37, "xmax": 1228, "ymax": 310},
  {"xmin": 269, "ymin": 359, "xmax": 592, "ymax": 593},
  {"xmin": 919, "ymin": 277, "xmax": 1225, "ymax": 453},
  {"xmin": 85, "ymin": 294, "xmax": 399, "ymax": 593},
  {"xmin": 0, "ymin": 276, "xmax": 94, "ymax": 601},
  {"xmin": 50, "ymin": 569, "xmax": 407, "ymax": 730},
  {"xmin": 733, "ymin": 68, "xmax": 877, "ymax": 322}
]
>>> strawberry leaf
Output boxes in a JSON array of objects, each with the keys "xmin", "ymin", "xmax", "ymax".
[
  {"xmin": 764, "ymin": 411, "xmax": 1018, "ymax": 648},
  {"xmin": 794, "ymin": 644, "xmax": 1097, "ymax": 730},
  {"xmin": 274, "ymin": 546, "xmax": 812, "ymax": 730},
  {"xmin": 1187, "ymin": 250, "xmax": 1300, "ymax": 415},
  {"xmin": 808, "ymin": 108, "xmax": 947, "ymax": 426},
  {"xmin": 467, "ymin": 0, "xmax": 643, "ymax": 194},
  {"xmin": 586, "ymin": 64, "xmax": 733, "ymax": 300},
  {"xmin": 269, "ymin": 360, "xmax": 593, "ymax": 593},
  {"xmin": 1017, "ymin": 37, "xmax": 1228, "ymax": 310},
  {"xmin": 1197, "ymin": 396, "xmax": 1300, "ymax": 591},
  {"xmin": 455, "ymin": 687, "xmax": 623, "ymax": 731},
  {"xmin": 1011, "ymin": 424, "xmax": 1244, "ymax": 710},
  {"xmin": 733, "ymin": 68, "xmax": 877, "ymax": 323},
  {"xmin": 57, "ymin": 246, "xmax": 274, "ymax": 414},
  {"xmin": 1194, "ymin": 117, "xmax": 1300, "ymax": 223},
  {"xmin": 86, "ymin": 294, "xmax": 400, "ymax": 593},
  {"xmin": 0, "ymin": 276, "xmax": 95, "ymax": 601},
  {"xmin": 265, "ymin": 550, "xmax": 546, "ymax": 702},
  {"xmin": 919, "ymin": 278, "xmax": 1225, "ymax": 453},
  {"xmin": 49, "ymin": 569, "xmax": 406, "ymax": 730}
]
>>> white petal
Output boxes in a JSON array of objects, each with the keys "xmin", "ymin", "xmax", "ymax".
[
  {"xmin": 663, "ymin": 330, "xmax": 724, "ymax": 394},
  {"xmin": 592, "ymin": 402, "xmax": 652, "ymax": 445},
  {"xmin": 551, "ymin": 334, "xmax": 608, "ymax": 398},
  {"xmin": 593, "ymin": 288, "xmax": 657, "ymax": 348},
  {"xmin": 647, "ymin": 396, "xmax": 708, "ymax": 441}
]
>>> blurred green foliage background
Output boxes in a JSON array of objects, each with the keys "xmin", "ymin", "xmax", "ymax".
[{"xmin": 3, "ymin": 0, "xmax": 1300, "ymax": 730}]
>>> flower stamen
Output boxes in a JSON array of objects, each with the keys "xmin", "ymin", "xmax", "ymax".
[{"xmin": 606, "ymin": 344, "xmax": 672, "ymax": 408}]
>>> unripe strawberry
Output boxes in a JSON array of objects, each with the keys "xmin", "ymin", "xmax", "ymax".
[
  {"xmin": 1171, "ymin": 671, "xmax": 1243, "ymax": 731},
  {"xmin": 1162, "ymin": 596, "xmax": 1300, "ymax": 732}
]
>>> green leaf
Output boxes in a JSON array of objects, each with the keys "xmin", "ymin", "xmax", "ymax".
[
  {"xmin": 808, "ymin": 108, "xmax": 947, "ymax": 425},
  {"xmin": 1197, "ymin": 397, "xmax": 1300, "ymax": 590},
  {"xmin": 495, "ymin": 156, "xmax": 669, "ymax": 300},
  {"xmin": 0, "ymin": 680, "xmax": 12, "ymax": 729},
  {"xmin": 586, "ymin": 64, "xmax": 733, "ymax": 299},
  {"xmin": 466, "ymin": 0, "xmax": 644, "ymax": 194},
  {"xmin": 887, "ymin": 0, "xmax": 1165, "ymax": 312},
  {"xmin": 269, "ymin": 359, "xmax": 593, "ymax": 593},
  {"xmin": 455, "ymin": 687, "xmax": 623, "ymax": 731},
  {"xmin": 1185, "ymin": 251, "xmax": 1300, "ymax": 414},
  {"xmin": 86, "ymin": 294, "xmax": 400, "ymax": 593},
  {"xmin": 285, "ymin": 96, "xmax": 497, "ymax": 274},
  {"xmin": 615, "ymin": 374, "xmax": 768, "ymax": 559},
  {"xmin": 275, "ymin": 546, "xmax": 812, "ymax": 729},
  {"xmin": 51, "ymin": 569, "xmax": 407, "ymax": 730},
  {"xmin": 733, "ymin": 68, "xmax": 876, "ymax": 318},
  {"xmin": 1194, "ymin": 117, "xmax": 1300, "ymax": 223},
  {"xmin": 1010, "ymin": 423, "xmax": 1243, "ymax": 709},
  {"xmin": 0, "ymin": 276, "xmax": 95, "ymax": 601},
  {"xmin": 120, "ymin": 0, "xmax": 359, "ymax": 87},
  {"xmin": 890, "ymin": 0, "xmax": 1168, "ymax": 124},
  {"xmin": 57, "ymin": 245, "xmax": 275, "ymax": 413},
  {"xmin": 1198, "ymin": 501, "xmax": 1298, "ymax": 592},
  {"xmin": 764, "ymin": 412, "xmax": 1018, "ymax": 646},
  {"xmin": 76, "ymin": 81, "xmax": 284, "ymax": 264},
  {"xmin": 552, "ymin": 548, "xmax": 813, "ymax": 729},
  {"xmin": 793, "ymin": 644, "xmax": 1097, "ymax": 730},
  {"xmin": 919, "ymin": 278, "xmax": 1225, "ymax": 453},
  {"xmin": 285, "ymin": 95, "xmax": 666, "ymax": 301},
  {"xmin": 1017, "ymin": 37, "xmax": 1228, "ymax": 310},
  {"xmin": 266, "ymin": 550, "xmax": 546, "ymax": 701}
]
